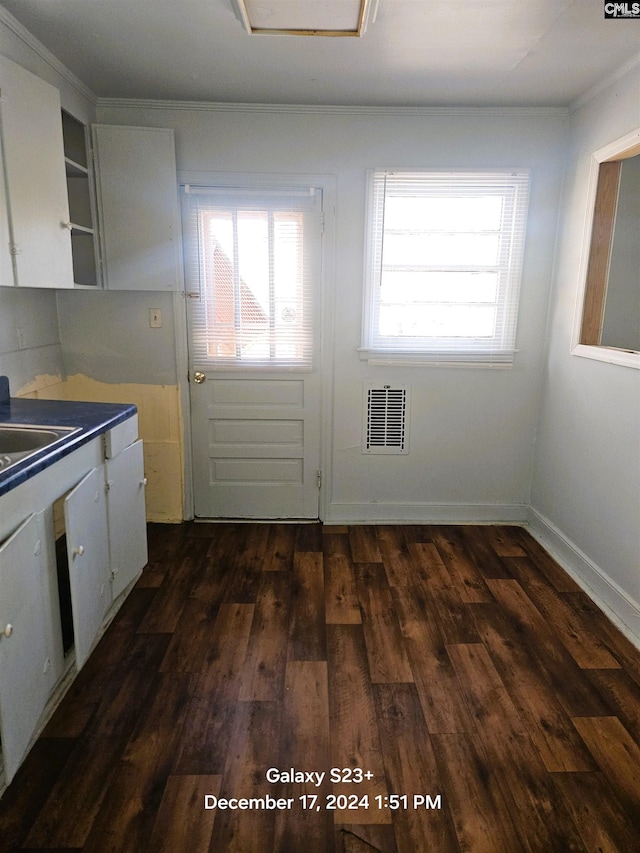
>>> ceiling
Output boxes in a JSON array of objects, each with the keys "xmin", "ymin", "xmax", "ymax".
[{"xmin": 1, "ymin": 0, "xmax": 638, "ymax": 107}]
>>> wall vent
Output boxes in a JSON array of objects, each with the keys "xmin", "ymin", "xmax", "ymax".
[{"xmin": 363, "ymin": 386, "xmax": 409, "ymax": 454}]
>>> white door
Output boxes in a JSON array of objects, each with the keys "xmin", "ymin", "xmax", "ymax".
[
  {"xmin": 64, "ymin": 466, "xmax": 111, "ymax": 669},
  {"xmin": 183, "ymin": 183, "xmax": 323, "ymax": 519}
]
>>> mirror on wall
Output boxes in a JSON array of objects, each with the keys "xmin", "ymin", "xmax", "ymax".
[{"xmin": 577, "ymin": 129, "xmax": 640, "ymax": 364}]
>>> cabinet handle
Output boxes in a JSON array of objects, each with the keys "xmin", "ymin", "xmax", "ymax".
[
  {"xmin": 73, "ymin": 545, "xmax": 85, "ymax": 558},
  {"xmin": 141, "ymin": 477, "xmax": 148, "ymax": 487},
  {"xmin": 61, "ymin": 221, "xmax": 73, "ymax": 231},
  {"xmin": 1, "ymin": 624, "xmax": 13, "ymax": 639}
]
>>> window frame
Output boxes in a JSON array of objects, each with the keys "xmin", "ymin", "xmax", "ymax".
[
  {"xmin": 571, "ymin": 128, "xmax": 640, "ymax": 370},
  {"xmin": 360, "ymin": 168, "xmax": 530, "ymax": 367}
]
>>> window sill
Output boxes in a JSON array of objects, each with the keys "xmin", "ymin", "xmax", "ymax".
[{"xmin": 571, "ymin": 344, "xmax": 640, "ymax": 370}]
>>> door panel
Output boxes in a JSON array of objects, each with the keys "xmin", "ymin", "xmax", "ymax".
[
  {"xmin": 64, "ymin": 466, "xmax": 110, "ymax": 669},
  {"xmin": 0, "ymin": 514, "xmax": 51, "ymax": 783},
  {"xmin": 105, "ymin": 440, "xmax": 148, "ymax": 600},
  {"xmin": 190, "ymin": 372, "xmax": 320, "ymax": 518}
]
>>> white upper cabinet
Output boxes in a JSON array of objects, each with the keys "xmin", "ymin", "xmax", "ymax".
[
  {"xmin": 0, "ymin": 55, "xmax": 74, "ymax": 289},
  {"xmin": 93, "ymin": 125, "xmax": 182, "ymax": 291}
]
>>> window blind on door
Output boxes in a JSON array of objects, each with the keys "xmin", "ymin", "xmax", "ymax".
[{"xmin": 182, "ymin": 185, "xmax": 318, "ymax": 369}]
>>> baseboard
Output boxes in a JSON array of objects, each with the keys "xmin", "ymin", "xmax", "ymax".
[
  {"xmin": 527, "ymin": 506, "xmax": 640, "ymax": 650},
  {"xmin": 325, "ymin": 501, "xmax": 529, "ymax": 525}
]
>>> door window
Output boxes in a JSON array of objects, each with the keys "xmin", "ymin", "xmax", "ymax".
[{"xmin": 183, "ymin": 186, "xmax": 319, "ymax": 369}]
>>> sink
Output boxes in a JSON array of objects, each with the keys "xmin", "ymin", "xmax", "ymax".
[{"xmin": 0, "ymin": 424, "xmax": 80, "ymax": 472}]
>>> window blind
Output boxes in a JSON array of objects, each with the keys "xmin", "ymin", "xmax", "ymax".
[
  {"xmin": 362, "ymin": 170, "xmax": 530, "ymax": 365},
  {"xmin": 182, "ymin": 185, "xmax": 318, "ymax": 369}
]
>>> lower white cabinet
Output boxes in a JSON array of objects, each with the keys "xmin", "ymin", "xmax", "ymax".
[
  {"xmin": 64, "ymin": 466, "xmax": 111, "ymax": 671},
  {"xmin": 0, "ymin": 421, "xmax": 147, "ymax": 785},
  {"xmin": 0, "ymin": 514, "xmax": 56, "ymax": 783},
  {"xmin": 105, "ymin": 439, "xmax": 148, "ymax": 600}
]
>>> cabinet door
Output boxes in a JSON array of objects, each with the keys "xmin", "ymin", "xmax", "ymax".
[
  {"xmin": 0, "ymin": 514, "xmax": 52, "ymax": 783},
  {"xmin": 0, "ymin": 135, "xmax": 12, "ymax": 288},
  {"xmin": 93, "ymin": 125, "xmax": 181, "ymax": 291},
  {"xmin": 105, "ymin": 439, "xmax": 148, "ymax": 600},
  {"xmin": 64, "ymin": 466, "xmax": 111, "ymax": 670},
  {"xmin": 0, "ymin": 55, "xmax": 74, "ymax": 289}
]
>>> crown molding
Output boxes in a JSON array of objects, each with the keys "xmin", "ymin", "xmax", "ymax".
[
  {"xmin": 96, "ymin": 98, "xmax": 568, "ymax": 118},
  {"xmin": 570, "ymin": 52, "xmax": 640, "ymax": 114},
  {"xmin": 0, "ymin": 6, "xmax": 96, "ymax": 103}
]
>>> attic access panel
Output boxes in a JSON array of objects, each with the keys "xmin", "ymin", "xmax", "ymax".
[{"xmin": 233, "ymin": 0, "xmax": 377, "ymax": 36}]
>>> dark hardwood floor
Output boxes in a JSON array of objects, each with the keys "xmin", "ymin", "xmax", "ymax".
[{"xmin": 1, "ymin": 522, "xmax": 639, "ymax": 852}]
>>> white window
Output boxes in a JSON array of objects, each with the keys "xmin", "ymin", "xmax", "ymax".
[
  {"xmin": 182, "ymin": 185, "xmax": 320, "ymax": 369},
  {"xmin": 361, "ymin": 170, "xmax": 530, "ymax": 365}
]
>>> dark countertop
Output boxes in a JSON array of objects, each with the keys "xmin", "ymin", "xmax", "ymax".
[{"xmin": 0, "ymin": 397, "xmax": 137, "ymax": 497}]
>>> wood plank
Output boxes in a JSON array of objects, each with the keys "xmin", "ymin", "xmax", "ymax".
[
  {"xmin": 430, "ymin": 525, "xmax": 494, "ymax": 604},
  {"xmin": 552, "ymin": 770, "xmax": 640, "ymax": 852},
  {"xmin": 239, "ymin": 573, "xmax": 291, "ymax": 700},
  {"xmin": 159, "ymin": 596, "xmax": 223, "ymax": 673},
  {"xmin": 137, "ymin": 551, "xmax": 203, "ymax": 633},
  {"xmin": 296, "ymin": 522, "xmax": 323, "ymax": 552},
  {"xmin": 147, "ymin": 775, "xmax": 222, "ymax": 853},
  {"xmin": 273, "ymin": 661, "xmax": 333, "ymax": 853},
  {"xmin": 564, "ymin": 590, "xmax": 640, "ymax": 686},
  {"xmin": 262, "ymin": 523, "xmax": 297, "ymax": 571},
  {"xmin": 401, "ymin": 524, "xmax": 434, "ymax": 543},
  {"xmin": 348, "ymin": 526, "xmax": 382, "ymax": 563},
  {"xmin": 79, "ymin": 673, "xmax": 193, "ymax": 853},
  {"xmin": 335, "ymin": 824, "xmax": 398, "ymax": 852},
  {"xmin": 484, "ymin": 577, "xmax": 613, "ymax": 717},
  {"xmin": 222, "ymin": 523, "xmax": 270, "ymax": 603},
  {"xmin": 503, "ymin": 561, "xmax": 621, "ymax": 669},
  {"xmin": 353, "ymin": 563, "xmax": 414, "ymax": 683},
  {"xmin": 173, "ymin": 603, "xmax": 254, "ymax": 774},
  {"xmin": 326, "ymin": 624, "xmax": 389, "ymax": 824},
  {"xmin": 288, "ymin": 551, "xmax": 327, "ymax": 660},
  {"xmin": 324, "ymin": 534, "xmax": 362, "ymax": 625},
  {"xmin": 376, "ymin": 525, "xmax": 414, "ymax": 587},
  {"xmin": 431, "ymin": 733, "xmax": 525, "ymax": 853},
  {"xmin": 511, "ymin": 528, "xmax": 582, "ymax": 593},
  {"xmin": 586, "ymin": 669, "xmax": 640, "ymax": 743},
  {"xmin": 0, "ymin": 738, "xmax": 76, "ymax": 851},
  {"xmin": 447, "ymin": 643, "xmax": 587, "ymax": 852},
  {"xmin": 459, "ymin": 525, "xmax": 514, "ymax": 579},
  {"xmin": 25, "ymin": 634, "xmax": 170, "ymax": 848},
  {"xmin": 571, "ymin": 716, "xmax": 640, "ymax": 831},
  {"xmin": 393, "ymin": 584, "xmax": 473, "ymax": 734},
  {"xmin": 208, "ymin": 701, "xmax": 281, "ymax": 853},
  {"xmin": 472, "ymin": 596, "xmax": 597, "ymax": 772},
  {"xmin": 483, "ymin": 525, "xmax": 527, "ymax": 557},
  {"xmin": 373, "ymin": 684, "xmax": 458, "ymax": 852},
  {"xmin": 409, "ymin": 542, "xmax": 480, "ymax": 644}
]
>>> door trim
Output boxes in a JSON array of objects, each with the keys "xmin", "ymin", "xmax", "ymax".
[{"xmin": 175, "ymin": 171, "xmax": 336, "ymax": 521}]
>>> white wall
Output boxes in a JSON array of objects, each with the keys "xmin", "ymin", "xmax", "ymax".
[
  {"xmin": 529, "ymin": 63, "xmax": 640, "ymax": 641},
  {"xmin": 97, "ymin": 101, "xmax": 567, "ymax": 523}
]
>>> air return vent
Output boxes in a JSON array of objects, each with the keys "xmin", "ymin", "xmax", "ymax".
[{"xmin": 363, "ymin": 386, "xmax": 409, "ymax": 454}]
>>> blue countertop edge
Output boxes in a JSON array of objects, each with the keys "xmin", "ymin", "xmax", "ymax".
[{"xmin": 0, "ymin": 397, "xmax": 137, "ymax": 497}]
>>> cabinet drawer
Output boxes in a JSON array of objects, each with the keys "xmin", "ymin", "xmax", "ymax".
[{"xmin": 104, "ymin": 415, "xmax": 138, "ymax": 459}]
